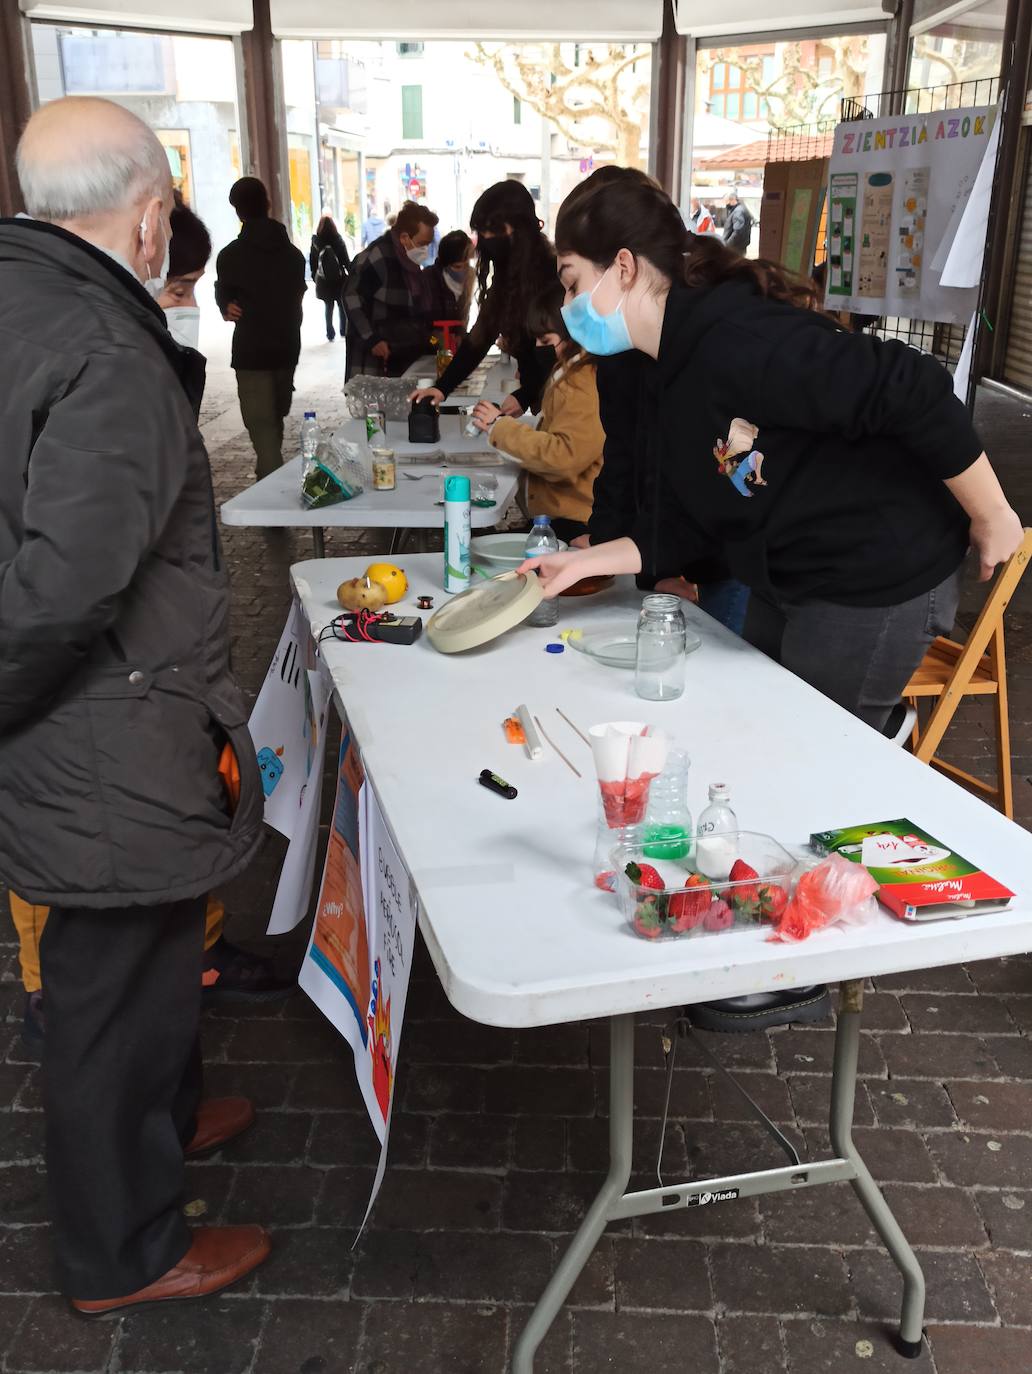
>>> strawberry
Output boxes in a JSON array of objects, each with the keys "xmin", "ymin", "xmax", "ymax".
[
  {"xmin": 667, "ymin": 874, "xmax": 711, "ymax": 933},
  {"xmin": 756, "ymin": 882, "xmax": 789, "ymax": 921},
  {"xmin": 703, "ymin": 898, "xmax": 735, "ymax": 932},
  {"xmin": 625, "ymin": 861, "xmax": 664, "ymax": 891},
  {"xmin": 728, "ymin": 858, "xmax": 761, "ymax": 915},
  {"xmin": 729, "ymin": 859, "xmax": 760, "ymax": 884},
  {"xmin": 594, "ymin": 870, "xmax": 617, "ymax": 893},
  {"xmin": 633, "ymin": 897, "xmax": 664, "ymax": 939}
]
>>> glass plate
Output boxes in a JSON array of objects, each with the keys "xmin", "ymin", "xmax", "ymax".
[{"xmin": 566, "ymin": 624, "xmax": 702, "ymax": 669}]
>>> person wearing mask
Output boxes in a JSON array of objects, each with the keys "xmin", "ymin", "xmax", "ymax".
[
  {"xmin": 722, "ymin": 189, "xmax": 754, "ymax": 253},
  {"xmin": 470, "ymin": 279, "xmax": 603, "ymax": 544},
  {"xmin": 362, "ymin": 202, "xmax": 386, "ymax": 246},
  {"xmin": 412, "ymin": 180, "xmax": 556, "ymax": 417},
  {"xmin": 310, "ymin": 213, "xmax": 351, "ymax": 342},
  {"xmin": 343, "ymin": 199, "xmax": 439, "ymax": 378},
  {"xmin": 8, "ymin": 194, "xmax": 293, "ymax": 1055},
  {"xmin": 0, "ymin": 96, "xmax": 270, "ymax": 1314},
  {"xmin": 519, "ymin": 167, "xmax": 1022, "ymax": 1031},
  {"xmin": 215, "ymin": 176, "xmax": 306, "ymax": 480},
  {"xmin": 426, "ymin": 228, "xmax": 475, "ymax": 332},
  {"xmin": 689, "ymin": 197, "xmax": 716, "ymax": 236}
]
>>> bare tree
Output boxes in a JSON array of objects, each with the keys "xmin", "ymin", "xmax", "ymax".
[
  {"xmin": 468, "ymin": 42, "xmax": 650, "ymax": 168},
  {"xmin": 697, "ymin": 38, "xmax": 870, "ymax": 132}
]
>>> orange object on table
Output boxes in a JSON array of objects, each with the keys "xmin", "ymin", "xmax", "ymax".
[{"xmin": 218, "ymin": 742, "xmax": 241, "ymax": 813}]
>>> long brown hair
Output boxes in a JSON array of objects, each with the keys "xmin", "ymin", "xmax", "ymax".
[{"xmin": 555, "ymin": 167, "xmax": 814, "ymax": 310}]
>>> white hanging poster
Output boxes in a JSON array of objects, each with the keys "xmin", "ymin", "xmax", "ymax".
[
  {"xmin": 248, "ymin": 601, "xmax": 320, "ymax": 841},
  {"xmin": 825, "ymin": 107, "xmax": 993, "ymax": 322}
]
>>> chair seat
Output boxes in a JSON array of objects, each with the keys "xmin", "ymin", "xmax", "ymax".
[{"xmin": 905, "ymin": 636, "xmax": 998, "ymax": 697}]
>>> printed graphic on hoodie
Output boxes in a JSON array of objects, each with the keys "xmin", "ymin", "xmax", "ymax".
[{"xmin": 714, "ymin": 418, "xmax": 767, "ymax": 498}]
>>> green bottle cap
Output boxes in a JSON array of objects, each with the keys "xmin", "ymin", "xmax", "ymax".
[{"xmin": 444, "ymin": 474, "xmax": 470, "ymax": 501}]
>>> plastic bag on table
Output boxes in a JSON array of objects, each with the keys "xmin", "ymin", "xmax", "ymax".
[
  {"xmin": 300, "ymin": 434, "xmax": 366, "ymax": 509},
  {"xmin": 769, "ymin": 852, "xmax": 879, "ymax": 942},
  {"xmin": 343, "ymin": 374, "xmax": 415, "ymax": 421}
]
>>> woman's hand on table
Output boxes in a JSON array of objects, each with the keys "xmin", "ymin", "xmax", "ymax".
[
  {"xmin": 499, "ymin": 395, "xmax": 524, "ymax": 418},
  {"xmin": 471, "ymin": 401, "xmax": 501, "ymax": 433},
  {"xmin": 516, "ymin": 537, "xmax": 643, "ymax": 598},
  {"xmin": 410, "ymin": 386, "xmax": 444, "ymax": 406}
]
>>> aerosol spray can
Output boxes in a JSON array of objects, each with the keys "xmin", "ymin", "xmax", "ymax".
[{"xmin": 444, "ymin": 473, "xmax": 471, "ymax": 594}]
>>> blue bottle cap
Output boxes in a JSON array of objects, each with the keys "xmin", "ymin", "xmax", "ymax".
[
  {"xmin": 444, "ymin": 474, "xmax": 471, "ymax": 501},
  {"xmin": 545, "ymin": 642, "xmax": 564, "ymax": 653}
]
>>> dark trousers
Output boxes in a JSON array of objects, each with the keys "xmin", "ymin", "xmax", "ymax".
[
  {"xmin": 324, "ymin": 297, "xmax": 345, "ymax": 339},
  {"xmin": 743, "ymin": 567, "xmax": 962, "ymax": 732},
  {"xmin": 39, "ymin": 896, "xmax": 207, "ymax": 1299},
  {"xmin": 236, "ymin": 367, "xmax": 296, "ymax": 481}
]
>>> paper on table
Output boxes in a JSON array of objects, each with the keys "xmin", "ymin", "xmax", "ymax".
[{"xmin": 589, "ymin": 721, "xmax": 670, "ymax": 828}]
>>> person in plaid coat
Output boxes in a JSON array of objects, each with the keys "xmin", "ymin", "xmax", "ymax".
[{"xmin": 343, "ymin": 200, "xmax": 438, "ymax": 378}]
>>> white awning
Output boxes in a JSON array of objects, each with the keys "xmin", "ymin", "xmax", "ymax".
[
  {"xmin": 675, "ymin": 0, "xmax": 887, "ymax": 38},
  {"xmin": 270, "ymin": 0, "xmax": 664, "ymax": 41},
  {"xmin": 20, "ymin": 0, "xmax": 252, "ymax": 34}
]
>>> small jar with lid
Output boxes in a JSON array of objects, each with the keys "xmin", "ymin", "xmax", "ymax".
[{"xmin": 371, "ymin": 448, "xmax": 396, "ymax": 491}]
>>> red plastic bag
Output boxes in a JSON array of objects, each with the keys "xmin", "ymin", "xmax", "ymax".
[{"xmin": 769, "ymin": 853, "xmax": 878, "ymax": 942}]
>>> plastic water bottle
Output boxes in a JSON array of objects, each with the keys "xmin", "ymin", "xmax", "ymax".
[
  {"xmin": 300, "ymin": 411, "xmax": 320, "ymax": 463},
  {"xmin": 523, "ymin": 515, "xmax": 559, "ymax": 628},
  {"xmin": 695, "ymin": 783, "xmax": 739, "ymax": 881}
]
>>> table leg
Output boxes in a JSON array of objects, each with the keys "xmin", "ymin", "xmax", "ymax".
[
  {"xmin": 830, "ymin": 980, "xmax": 926, "ymax": 1358},
  {"xmin": 511, "ymin": 1013, "xmax": 634, "ymax": 1374},
  {"xmin": 312, "ymin": 528, "xmax": 326, "ymax": 558}
]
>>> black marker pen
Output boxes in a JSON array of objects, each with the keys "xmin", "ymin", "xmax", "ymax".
[{"xmin": 479, "ymin": 769, "xmax": 517, "ymax": 800}]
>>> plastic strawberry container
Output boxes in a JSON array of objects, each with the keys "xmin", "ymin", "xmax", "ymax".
[{"xmin": 611, "ymin": 832, "xmax": 797, "ymax": 941}]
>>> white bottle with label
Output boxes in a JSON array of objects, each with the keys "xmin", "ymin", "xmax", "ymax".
[
  {"xmin": 443, "ymin": 473, "xmax": 471, "ymax": 594},
  {"xmin": 695, "ymin": 783, "xmax": 739, "ymax": 880}
]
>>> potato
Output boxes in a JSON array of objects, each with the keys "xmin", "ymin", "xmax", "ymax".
[{"xmin": 337, "ymin": 577, "xmax": 388, "ymax": 612}]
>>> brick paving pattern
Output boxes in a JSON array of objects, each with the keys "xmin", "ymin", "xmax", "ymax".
[{"xmin": 2, "ymin": 311, "xmax": 1031, "ymax": 1372}]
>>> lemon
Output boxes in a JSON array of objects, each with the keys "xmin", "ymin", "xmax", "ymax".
[{"xmin": 364, "ymin": 562, "xmax": 408, "ymax": 604}]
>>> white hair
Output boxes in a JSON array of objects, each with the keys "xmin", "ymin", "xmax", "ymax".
[{"xmin": 17, "ymin": 103, "xmax": 170, "ymax": 222}]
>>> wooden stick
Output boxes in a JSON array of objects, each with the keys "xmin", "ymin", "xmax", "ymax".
[
  {"xmin": 534, "ymin": 714, "xmax": 582, "ymax": 777},
  {"xmin": 556, "ymin": 707, "xmax": 590, "ymax": 747}
]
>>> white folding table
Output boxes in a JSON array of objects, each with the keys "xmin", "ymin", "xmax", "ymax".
[{"xmin": 290, "ymin": 553, "xmax": 1032, "ymax": 1372}]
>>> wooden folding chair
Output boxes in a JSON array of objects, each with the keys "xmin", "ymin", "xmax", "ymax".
[{"xmin": 904, "ymin": 528, "xmax": 1032, "ymax": 819}]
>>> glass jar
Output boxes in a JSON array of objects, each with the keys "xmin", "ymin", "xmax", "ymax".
[
  {"xmin": 635, "ymin": 594, "xmax": 688, "ymax": 701},
  {"xmin": 643, "ymin": 750, "xmax": 692, "ymax": 861}
]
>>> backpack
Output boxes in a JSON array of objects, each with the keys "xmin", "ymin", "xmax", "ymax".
[{"xmin": 315, "ymin": 243, "xmax": 342, "ymax": 299}]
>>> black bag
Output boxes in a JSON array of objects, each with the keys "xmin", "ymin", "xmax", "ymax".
[{"xmin": 315, "ymin": 244, "xmax": 342, "ymax": 300}]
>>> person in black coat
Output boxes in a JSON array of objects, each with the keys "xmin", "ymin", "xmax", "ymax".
[
  {"xmin": 215, "ymin": 177, "xmax": 306, "ymax": 479},
  {"xmin": 310, "ymin": 213, "xmax": 351, "ymax": 342}
]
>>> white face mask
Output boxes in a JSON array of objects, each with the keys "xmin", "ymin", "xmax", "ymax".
[
  {"xmin": 140, "ymin": 209, "xmax": 170, "ymax": 298},
  {"xmin": 164, "ymin": 305, "xmax": 201, "ymax": 351},
  {"xmin": 406, "ymin": 244, "xmax": 430, "ymax": 266}
]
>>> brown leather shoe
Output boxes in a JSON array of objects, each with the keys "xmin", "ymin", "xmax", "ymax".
[
  {"xmin": 71, "ymin": 1225, "xmax": 270, "ymax": 1317},
  {"xmin": 185, "ymin": 1097, "xmax": 255, "ymax": 1158}
]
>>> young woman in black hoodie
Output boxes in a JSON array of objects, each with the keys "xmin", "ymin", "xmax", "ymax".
[{"xmin": 523, "ymin": 168, "xmax": 1022, "ymax": 732}]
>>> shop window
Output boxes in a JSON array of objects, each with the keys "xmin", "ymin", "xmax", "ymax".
[{"xmin": 157, "ymin": 130, "xmax": 192, "ymax": 203}]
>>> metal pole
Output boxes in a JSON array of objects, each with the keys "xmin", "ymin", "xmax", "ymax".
[
  {"xmin": 652, "ymin": 0, "xmax": 687, "ymax": 196},
  {"xmin": 888, "ymin": 0, "xmax": 915, "ymax": 115},
  {"xmin": 512, "ymin": 1014, "xmax": 635, "ymax": 1373}
]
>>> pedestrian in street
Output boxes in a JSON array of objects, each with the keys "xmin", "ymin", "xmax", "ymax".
[
  {"xmin": 0, "ymin": 95, "xmax": 270, "ymax": 1313},
  {"xmin": 343, "ymin": 198, "xmax": 439, "ymax": 378},
  {"xmin": 412, "ymin": 179, "xmax": 556, "ymax": 416},
  {"xmin": 722, "ymin": 188, "xmax": 754, "ymax": 253},
  {"xmin": 362, "ymin": 201, "xmax": 386, "ymax": 246},
  {"xmin": 689, "ymin": 196, "xmax": 716, "ymax": 235},
  {"xmin": 310, "ymin": 212, "xmax": 351, "ymax": 342},
  {"xmin": 215, "ymin": 176, "xmax": 306, "ymax": 480}
]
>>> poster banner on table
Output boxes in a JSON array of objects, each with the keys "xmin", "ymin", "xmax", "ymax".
[
  {"xmin": 300, "ymin": 731, "xmax": 416, "ymax": 1227},
  {"xmin": 248, "ymin": 601, "xmax": 320, "ymax": 841},
  {"xmin": 265, "ymin": 667, "xmax": 332, "ymax": 935},
  {"xmin": 825, "ymin": 107, "xmax": 993, "ymax": 323}
]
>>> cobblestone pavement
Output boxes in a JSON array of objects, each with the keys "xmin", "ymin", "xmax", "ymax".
[{"xmin": 2, "ymin": 304, "xmax": 1032, "ymax": 1373}]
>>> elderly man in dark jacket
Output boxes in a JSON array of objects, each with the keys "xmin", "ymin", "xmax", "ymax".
[{"xmin": 0, "ymin": 96, "xmax": 269, "ymax": 1314}]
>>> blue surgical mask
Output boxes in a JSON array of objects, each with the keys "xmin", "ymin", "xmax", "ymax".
[{"xmin": 560, "ymin": 265, "xmax": 633, "ymax": 356}]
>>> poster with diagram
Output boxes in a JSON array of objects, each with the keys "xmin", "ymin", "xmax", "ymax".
[
  {"xmin": 827, "ymin": 173, "xmax": 857, "ymax": 296},
  {"xmin": 858, "ymin": 171, "xmax": 892, "ymax": 296},
  {"xmin": 825, "ymin": 106, "xmax": 993, "ymax": 322}
]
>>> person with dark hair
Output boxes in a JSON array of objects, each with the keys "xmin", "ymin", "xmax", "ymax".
[
  {"xmin": 215, "ymin": 176, "xmax": 306, "ymax": 479},
  {"xmin": 342, "ymin": 199, "xmax": 439, "ymax": 377},
  {"xmin": 519, "ymin": 165, "xmax": 1021, "ymax": 1033},
  {"xmin": 412, "ymin": 180, "xmax": 556, "ymax": 416},
  {"xmin": 153, "ymin": 191, "xmax": 211, "ymax": 349},
  {"xmin": 310, "ymin": 213, "xmax": 351, "ymax": 342},
  {"xmin": 722, "ymin": 189, "xmax": 753, "ymax": 253},
  {"xmin": 427, "ymin": 228, "xmax": 475, "ymax": 332},
  {"xmin": 469, "ymin": 279, "xmax": 603, "ymax": 543}
]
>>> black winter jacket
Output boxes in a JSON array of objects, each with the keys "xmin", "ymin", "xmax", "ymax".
[
  {"xmin": 590, "ymin": 281, "xmax": 975, "ymax": 607},
  {"xmin": 0, "ymin": 219, "xmax": 263, "ymax": 906},
  {"xmin": 215, "ymin": 217, "xmax": 306, "ymax": 370}
]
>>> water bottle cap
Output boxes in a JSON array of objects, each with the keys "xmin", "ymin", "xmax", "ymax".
[
  {"xmin": 532, "ymin": 515, "xmax": 551, "ymax": 525},
  {"xmin": 304, "ymin": 411, "xmax": 316, "ymax": 419},
  {"xmin": 708, "ymin": 783, "xmax": 730, "ymax": 801},
  {"xmin": 444, "ymin": 474, "xmax": 470, "ymax": 501}
]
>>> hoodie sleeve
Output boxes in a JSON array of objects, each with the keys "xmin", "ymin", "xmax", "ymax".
[
  {"xmin": 713, "ymin": 313, "xmax": 984, "ymax": 480},
  {"xmin": 589, "ymin": 355, "xmax": 642, "ymax": 545},
  {"xmin": 0, "ymin": 348, "xmax": 191, "ymax": 733},
  {"xmin": 490, "ymin": 364, "xmax": 604, "ymax": 477}
]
